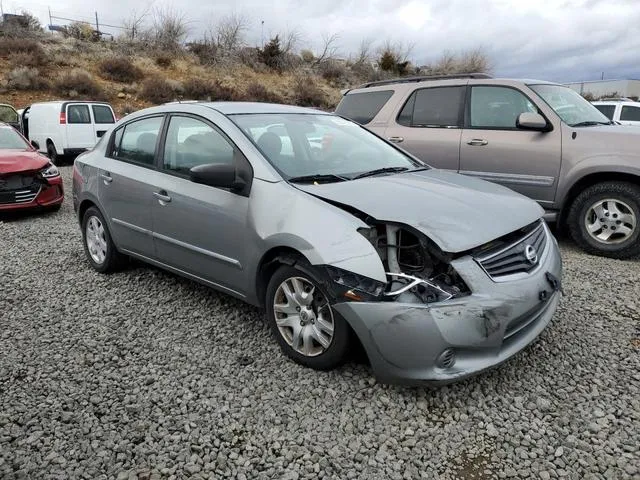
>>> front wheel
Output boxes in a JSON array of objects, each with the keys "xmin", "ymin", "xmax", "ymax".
[
  {"xmin": 265, "ymin": 264, "xmax": 351, "ymax": 370},
  {"xmin": 567, "ymin": 181, "xmax": 640, "ymax": 258},
  {"xmin": 47, "ymin": 142, "xmax": 59, "ymax": 165}
]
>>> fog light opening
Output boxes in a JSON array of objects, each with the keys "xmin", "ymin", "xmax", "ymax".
[{"xmin": 436, "ymin": 348, "xmax": 456, "ymax": 369}]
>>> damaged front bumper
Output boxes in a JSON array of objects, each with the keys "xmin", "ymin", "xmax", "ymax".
[{"xmin": 333, "ymin": 230, "xmax": 563, "ymax": 385}]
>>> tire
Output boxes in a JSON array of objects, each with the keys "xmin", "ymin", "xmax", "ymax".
[
  {"xmin": 47, "ymin": 142, "xmax": 59, "ymax": 166},
  {"xmin": 81, "ymin": 206, "xmax": 125, "ymax": 273},
  {"xmin": 265, "ymin": 263, "xmax": 351, "ymax": 370},
  {"xmin": 567, "ymin": 181, "xmax": 640, "ymax": 259}
]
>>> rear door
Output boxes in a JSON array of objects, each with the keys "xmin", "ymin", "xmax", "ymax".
[
  {"xmin": 98, "ymin": 115, "xmax": 165, "ymax": 258},
  {"xmin": 383, "ymin": 86, "xmax": 466, "ymax": 170},
  {"xmin": 619, "ymin": 104, "xmax": 640, "ymax": 126},
  {"xmin": 459, "ymin": 85, "xmax": 561, "ymax": 205},
  {"xmin": 65, "ymin": 103, "xmax": 95, "ymax": 150},
  {"xmin": 91, "ymin": 104, "xmax": 116, "ymax": 141}
]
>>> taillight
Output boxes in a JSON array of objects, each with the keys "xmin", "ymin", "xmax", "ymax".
[{"xmin": 59, "ymin": 112, "xmax": 66, "ymax": 124}]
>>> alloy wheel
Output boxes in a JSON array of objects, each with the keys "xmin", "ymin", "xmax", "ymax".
[
  {"xmin": 273, "ymin": 276, "xmax": 335, "ymax": 357},
  {"xmin": 86, "ymin": 216, "xmax": 108, "ymax": 264},
  {"xmin": 584, "ymin": 198, "xmax": 636, "ymax": 245}
]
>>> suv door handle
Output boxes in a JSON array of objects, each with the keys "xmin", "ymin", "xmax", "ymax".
[
  {"xmin": 100, "ymin": 173, "xmax": 113, "ymax": 184},
  {"xmin": 388, "ymin": 136, "xmax": 404, "ymax": 143},
  {"xmin": 467, "ymin": 139, "xmax": 488, "ymax": 146},
  {"xmin": 153, "ymin": 191, "xmax": 171, "ymax": 204}
]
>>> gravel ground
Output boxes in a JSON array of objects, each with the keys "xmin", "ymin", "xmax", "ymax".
[{"xmin": 1, "ymin": 166, "xmax": 638, "ymax": 480}]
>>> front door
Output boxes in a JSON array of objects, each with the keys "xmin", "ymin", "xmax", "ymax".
[
  {"xmin": 459, "ymin": 85, "xmax": 562, "ymax": 205},
  {"xmin": 98, "ymin": 115, "xmax": 165, "ymax": 258},
  {"xmin": 151, "ymin": 114, "xmax": 250, "ymax": 296},
  {"xmin": 66, "ymin": 104, "xmax": 95, "ymax": 150}
]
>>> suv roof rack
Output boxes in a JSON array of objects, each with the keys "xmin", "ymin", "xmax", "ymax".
[
  {"xmin": 358, "ymin": 73, "xmax": 493, "ymax": 89},
  {"xmin": 599, "ymin": 97, "xmax": 634, "ymax": 102}
]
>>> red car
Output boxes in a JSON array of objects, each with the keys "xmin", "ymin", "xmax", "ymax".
[{"xmin": 0, "ymin": 123, "xmax": 63, "ymax": 212}]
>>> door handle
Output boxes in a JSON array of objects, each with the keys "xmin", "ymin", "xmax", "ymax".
[
  {"xmin": 388, "ymin": 136, "xmax": 404, "ymax": 143},
  {"xmin": 467, "ymin": 139, "xmax": 488, "ymax": 146},
  {"xmin": 153, "ymin": 191, "xmax": 171, "ymax": 203},
  {"xmin": 100, "ymin": 173, "xmax": 112, "ymax": 184}
]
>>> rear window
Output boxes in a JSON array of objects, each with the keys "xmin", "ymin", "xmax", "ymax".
[
  {"xmin": 620, "ymin": 105, "xmax": 640, "ymax": 121},
  {"xmin": 397, "ymin": 86, "xmax": 465, "ymax": 127},
  {"xmin": 67, "ymin": 105, "xmax": 91, "ymax": 124},
  {"xmin": 335, "ymin": 90, "xmax": 393, "ymax": 125},
  {"xmin": 92, "ymin": 105, "xmax": 115, "ymax": 124},
  {"xmin": 594, "ymin": 104, "xmax": 615, "ymax": 120}
]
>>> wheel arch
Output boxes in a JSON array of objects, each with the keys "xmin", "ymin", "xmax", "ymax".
[{"xmin": 559, "ymin": 171, "xmax": 640, "ymax": 228}]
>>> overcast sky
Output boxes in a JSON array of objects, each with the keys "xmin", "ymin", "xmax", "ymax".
[{"xmin": 5, "ymin": 0, "xmax": 640, "ymax": 82}]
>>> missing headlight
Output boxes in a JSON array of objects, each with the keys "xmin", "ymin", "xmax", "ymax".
[{"xmin": 325, "ymin": 266, "xmax": 386, "ymax": 299}]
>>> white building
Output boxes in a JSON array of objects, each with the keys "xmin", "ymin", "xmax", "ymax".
[{"xmin": 565, "ymin": 79, "xmax": 640, "ymax": 99}]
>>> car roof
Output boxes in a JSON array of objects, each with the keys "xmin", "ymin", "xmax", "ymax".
[{"xmin": 199, "ymin": 102, "xmax": 326, "ymax": 115}]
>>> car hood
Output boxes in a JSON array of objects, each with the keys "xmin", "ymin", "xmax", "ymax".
[
  {"xmin": 570, "ymin": 124, "xmax": 640, "ymax": 156},
  {"xmin": 295, "ymin": 169, "xmax": 544, "ymax": 253},
  {"xmin": 0, "ymin": 150, "xmax": 49, "ymax": 174}
]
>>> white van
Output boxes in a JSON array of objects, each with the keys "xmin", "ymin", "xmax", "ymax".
[{"xmin": 23, "ymin": 101, "xmax": 116, "ymax": 163}]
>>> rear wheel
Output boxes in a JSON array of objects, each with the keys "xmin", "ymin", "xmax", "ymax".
[
  {"xmin": 568, "ymin": 181, "xmax": 640, "ymax": 258},
  {"xmin": 46, "ymin": 141, "xmax": 59, "ymax": 165},
  {"xmin": 265, "ymin": 264, "xmax": 350, "ymax": 370},
  {"xmin": 81, "ymin": 206, "xmax": 125, "ymax": 273}
]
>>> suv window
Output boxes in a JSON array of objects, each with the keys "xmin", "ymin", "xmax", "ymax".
[
  {"xmin": 67, "ymin": 105, "xmax": 91, "ymax": 124},
  {"xmin": 594, "ymin": 104, "xmax": 616, "ymax": 120},
  {"xmin": 112, "ymin": 116, "xmax": 163, "ymax": 165},
  {"xmin": 470, "ymin": 86, "xmax": 538, "ymax": 129},
  {"xmin": 163, "ymin": 116, "xmax": 234, "ymax": 174},
  {"xmin": 620, "ymin": 105, "xmax": 640, "ymax": 121},
  {"xmin": 92, "ymin": 105, "xmax": 115, "ymax": 124},
  {"xmin": 397, "ymin": 86, "xmax": 465, "ymax": 127},
  {"xmin": 335, "ymin": 90, "xmax": 393, "ymax": 125}
]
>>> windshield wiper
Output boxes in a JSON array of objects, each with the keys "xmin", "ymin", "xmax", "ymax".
[
  {"xmin": 570, "ymin": 121, "xmax": 612, "ymax": 127},
  {"xmin": 353, "ymin": 166, "xmax": 410, "ymax": 180},
  {"xmin": 287, "ymin": 173, "xmax": 349, "ymax": 184}
]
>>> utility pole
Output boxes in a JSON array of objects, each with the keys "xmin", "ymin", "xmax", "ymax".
[
  {"xmin": 48, "ymin": 6, "xmax": 52, "ymax": 28},
  {"xmin": 261, "ymin": 20, "xmax": 264, "ymax": 47},
  {"xmin": 601, "ymin": 72, "xmax": 604, "ymax": 80},
  {"xmin": 95, "ymin": 11, "xmax": 99, "ymax": 33}
]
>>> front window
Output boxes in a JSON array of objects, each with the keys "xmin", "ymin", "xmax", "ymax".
[
  {"xmin": 0, "ymin": 125, "xmax": 30, "ymax": 150},
  {"xmin": 230, "ymin": 113, "xmax": 421, "ymax": 182},
  {"xmin": 470, "ymin": 86, "xmax": 539, "ymax": 129},
  {"xmin": 0, "ymin": 105, "xmax": 18, "ymax": 124},
  {"xmin": 530, "ymin": 84, "xmax": 611, "ymax": 127}
]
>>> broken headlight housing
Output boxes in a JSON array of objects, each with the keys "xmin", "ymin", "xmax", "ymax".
[
  {"xmin": 40, "ymin": 163, "xmax": 60, "ymax": 178},
  {"xmin": 325, "ymin": 266, "xmax": 386, "ymax": 299}
]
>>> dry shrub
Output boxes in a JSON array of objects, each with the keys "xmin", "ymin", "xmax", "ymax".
[
  {"xmin": 292, "ymin": 76, "xmax": 328, "ymax": 108},
  {"xmin": 8, "ymin": 50, "xmax": 48, "ymax": 68},
  {"xmin": 319, "ymin": 60, "xmax": 348, "ymax": 83},
  {"xmin": 182, "ymin": 78, "xmax": 236, "ymax": 101},
  {"xmin": 155, "ymin": 54, "xmax": 173, "ymax": 68},
  {"xmin": 99, "ymin": 57, "xmax": 144, "ymax": 83},
  {"xmin": 5, "ymin": 67, "xmax": 49, "ymax": 90},
  {"xmin": 244, "ymin": 82, "xmax": 283, "ymax": 103},
  {"xmin": 140, "ymin": 77, "xmax": 180, "ymax": 104},
  {"xmin": 55, "ymin": 69, "xmax": 105, "ymax": 99},
  {"xmin": 0, "ymin": 38, "xmax": 44, "ymax": 56}
]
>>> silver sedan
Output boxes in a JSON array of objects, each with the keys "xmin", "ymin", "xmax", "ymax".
[{"xmin": 72, "ymin": 102, "xmax": 562, "ymax": 385}]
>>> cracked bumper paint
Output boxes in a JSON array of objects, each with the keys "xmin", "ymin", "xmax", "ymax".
[{"xmin": 334, "ymin": 229, "xmax": 562, "ymax": 385}]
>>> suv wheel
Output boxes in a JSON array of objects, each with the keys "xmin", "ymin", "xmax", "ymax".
[
  {"xmin": 265, "ymin": 264, "xmax": 350, "ymax": 370},
  {"xmin": 568, "ymin": 181, "xmax": 640, "ymax": 258},
  {"xmin": 81, "ymin": 206, "xmax": 125, "ymax": 272}
]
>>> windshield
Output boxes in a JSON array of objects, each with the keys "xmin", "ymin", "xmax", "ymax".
[
  {"xmin": 230, "ymin": 113, "xmax": 421, "ymax": 181},
  {"xmin": 530, "ymin": 84, "xmax": 611, "ymax": 127},
  {"xmin": 0, "ymin": 105, "xmax": 18, "ymax": 123},
  {"xmin": 0, "ymin": 126, "xmax": 30, "ymax": 149}
]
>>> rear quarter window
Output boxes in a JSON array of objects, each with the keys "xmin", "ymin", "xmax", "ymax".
[
  {"xmin": 335, "ymin": 90, "xmax": 394, "ymax": 125},
  {"xmin": 92, "ymin": 105, "xmax": 115, "ymax": 124},
  {"xmin": 620, "ymin": 106, "xmax": 640, "ymax": 121}
]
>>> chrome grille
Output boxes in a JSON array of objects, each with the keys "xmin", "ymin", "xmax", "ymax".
[
  {"xmin": 476, "ymin": 221, "xmax": 547, "ymax": 279},
  {"xmin": 0, "ymin": 174, "xmax": 40, "ymax": 205}
]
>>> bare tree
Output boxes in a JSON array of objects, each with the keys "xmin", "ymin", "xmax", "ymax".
[
  {"xmin": 151, "ymin": 6, "xmax": 189, "ymax": 52},
  {"xmin": 313, "ymin": 32, "xmax": 340, "ymax": 65},
  {"xmin": 122, "ymin": 4, "xmax": 153, "ymax": 40},
  {"xmin": 211, "ymin": 12, "xmax": 249, "ymax": 53},
  {"xmin": 353, "ymin": 38, "xmax": 374, "ymax": 65},
  {"xmin": 280, "ymin": 28, "xmax": 301, "ymax": 55}
]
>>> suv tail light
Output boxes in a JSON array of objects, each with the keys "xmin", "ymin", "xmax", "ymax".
[{"xmin": 59, "ymin": 112, "xmax": 66, "ymax": 124}]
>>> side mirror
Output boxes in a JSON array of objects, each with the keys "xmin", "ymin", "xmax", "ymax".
[
  {"xmin": 516, "ymin": 112, "xmax": 548, "ymax": 131},
  {"xmin": 190, "ymin": 163, "xmax": 246, "ymax": 192},
  {"xmin": 30, "ymin": 140, "xmax": 40, "ymax": 150}
]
